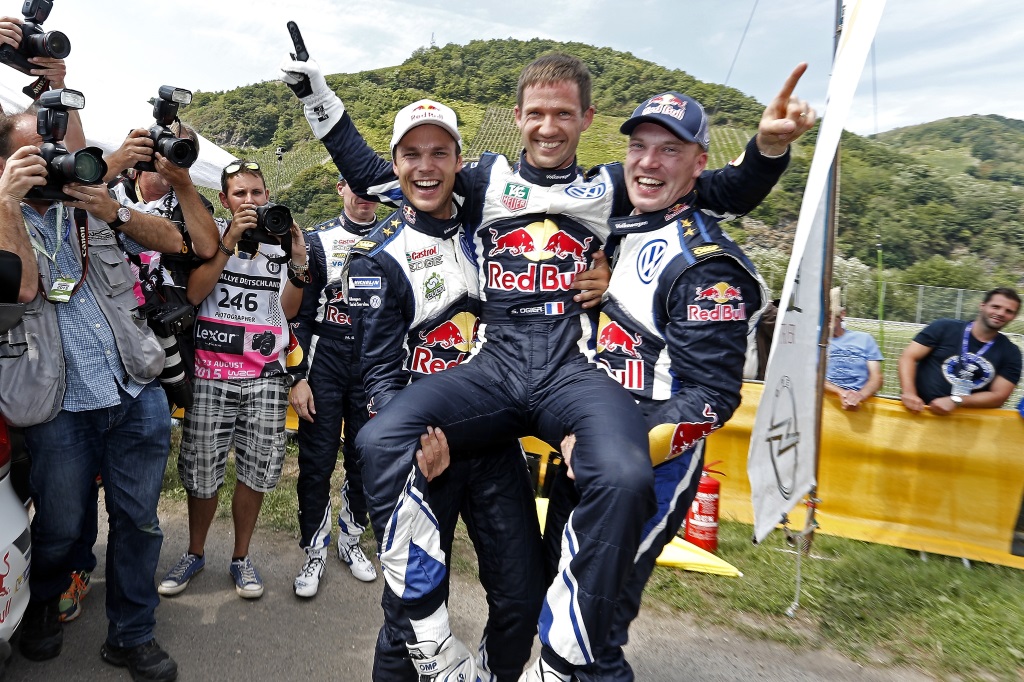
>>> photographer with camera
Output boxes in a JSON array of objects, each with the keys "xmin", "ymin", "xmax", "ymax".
[
  {"xmin": 1, "ymin": 12, "xmax": 83, "ymax": 150},
  {"xmin": 0, "ymin": 102, "xmax": 179, "ymax": 680},
  {"xmin": 159, "ymin": 159, "xmax": 306, "ymax": 601},
  {"xmin": 104, "ymin": 118, "xmax": 219, "ymax": 412}
]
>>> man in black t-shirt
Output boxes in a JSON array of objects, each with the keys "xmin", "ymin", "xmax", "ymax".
[{"xmin": 899, "ymin": 287, "xmax": 1022, "ymax": 415}]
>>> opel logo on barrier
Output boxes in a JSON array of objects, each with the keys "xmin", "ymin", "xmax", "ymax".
[{"xmin": 565, "ymin": 184, "xmax": 607, "ymax": 200}]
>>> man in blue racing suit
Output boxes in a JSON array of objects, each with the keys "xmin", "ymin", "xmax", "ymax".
[
  {"xmin": 290, "ymin": 173, "xmax": 381, "ymax": 596},
  {"xmin": 281, "ymin": 52, "xmax": 813, "ymax": 682},
  {"xmin": 343, "ymin": 100, "xmax": 548, "ymax": 681},
  {"xmin": 549, "ymin": 81, "xmax": 814, "ymax": 681}
]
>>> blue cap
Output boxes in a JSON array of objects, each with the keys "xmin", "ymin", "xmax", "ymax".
[{"xmin": 620, "ymin": 92, "xmax": 710, "ymax": 150}]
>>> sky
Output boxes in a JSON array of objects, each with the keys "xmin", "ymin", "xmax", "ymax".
[{"xmin": 1, "ymin": 0, "xmax": 1022, "ymax": 146}]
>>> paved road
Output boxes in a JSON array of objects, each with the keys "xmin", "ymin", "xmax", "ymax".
[{"xmin": 4, "ymin": 503, "xmax": 934, "ymax": 681}]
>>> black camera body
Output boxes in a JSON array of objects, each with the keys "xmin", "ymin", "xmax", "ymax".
[
  {"xmin": 147, "ymin": 302, "xmax": 194, "ymax": 338},
  {"xmin": 26, "ymin": 89, "xmax": 107, "ymax": 202},
  {"xmin": 136, "ymin": 86, "xmax": 198, "ymax": 173},
  {"xmin": 145, "ymin": 302, "xmax": 195, "ymax": 410},
  {"xmin": 0, "ymin": 0, "xmax": 70, "ymax": 99},
  {"xmin": 252, "ymin": 330, "xmax": 276, "ymax": 357},
  {"xmin": 242, "ymin": 203, "xmax": 293, "ymax": 245}
]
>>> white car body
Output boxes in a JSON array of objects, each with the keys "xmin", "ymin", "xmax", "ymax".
[{"xmin": 0, "ymin": 423, "xmax": 31, "ymax": 672}]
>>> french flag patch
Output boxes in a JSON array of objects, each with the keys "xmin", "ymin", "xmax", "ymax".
[{"xmin": 544, "ymin": 302, "xmax": 564, "ymax": 315}]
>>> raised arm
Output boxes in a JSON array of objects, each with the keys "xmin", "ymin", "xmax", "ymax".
[
  {"xmin": 693, "ymin": 64, "xmax": 816, "ymax": 218},
  {"xmin": 280, "ymin": 58, "xmax": 399, "ymax": 202},
  {"xmin": 0, "ymin": 145, "xmax": 44, "ymax": 300}
]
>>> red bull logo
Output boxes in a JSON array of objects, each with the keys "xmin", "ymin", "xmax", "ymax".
[
  {"xmin": 419, "ymin": 320, "xmax": 467, "ymax": 349},
  {"xmin": 486, "ymin": 260, "xmax": 586, "ymax": 292},
  {"xmin": 693, "ymin": 282, "xmax": 743, "ymax": 304},
  {"xmin": 598, "ymin": 320, "xmax": 643, "ymax": 359},
  {"xmin": 542, "ymin": 231, "xmax": 592, "ymax": 261},
  {"xmin": 414, "ymin": 104, "xmax": 439, "ymax": 112},
  {"xmin": 687, "ymin": 303, "xmax": 746, "ymax": 322},
  {"xmin": 489, "ymin": 227, "xmax": 536, "ymax": 257},
  {"xmin": 641, "ymin": 94, "xmax": 687, "ymax": 121},
  {"xmin": 669, "ymin": 404, "xmax": 718, "ymax": 458},
  {"xmin": 327, "ymin": 289, "xmax": 345, "ymax": 305},
  {"xmin": 0, "ymin": 551, "xmax": 9, "ymax": 598},
  {"xmin": 410, "ymin": 347, "xmax": 466, "ymax": 374}
]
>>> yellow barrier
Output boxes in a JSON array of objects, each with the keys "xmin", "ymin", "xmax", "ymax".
[
  {"xmin": 709, "ymin": 383, "xmax": 1024, "ymax": 569},
  {"xmin": 173, "ymin": 385, "xmax": 1024, "ymax": 569}
]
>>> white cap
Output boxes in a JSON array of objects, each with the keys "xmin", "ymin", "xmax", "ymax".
[{"xmin": 389, "ymin": 99, "xmax": 462, "ymax": 155}]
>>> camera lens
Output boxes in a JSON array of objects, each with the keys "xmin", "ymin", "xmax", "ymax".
[
  {"xmin": 157, "ymin": 136, "xmax": 198, "ymax": 169},
  {"xmin": 24, "ymin": 31, "xmax": 71, "ymax": 59},
  {"xmin": 51, "ymin": 149, "xmax": 105, "ymax": 184},
  {"xmin": 256, "ymin": 204, "xmax": 292, "ymax": 236},
  {"xmin": 71, "ymin": 152, "xmax": 104, "ymax": 183}
]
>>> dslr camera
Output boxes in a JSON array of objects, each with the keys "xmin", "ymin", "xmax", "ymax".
[
  {"xmin": 27, "ymin": 88, "xmax": 107, "ymax": 202},
  {"xmin": 0, "ymin": 0, "xmax": 70, "ymax": 99},
  {"xmin": 146, "ymin": 302, "xmax": 195, "ymax": 410},
  {"xmin": 243, "ymin": 203, "xmax": 293, "ymax": 247},
  {"xmin": 251, "ymin": 330, "xmax": 276, "ymax": 357},
  {"xmin": 135, "ymin": 86, "xmax": 198, "ymax": 172}
]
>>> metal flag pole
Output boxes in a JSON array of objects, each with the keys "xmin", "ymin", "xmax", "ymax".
[{"xmin": 785, "ymin": 0, "xmax": 844, "ymax": 618}]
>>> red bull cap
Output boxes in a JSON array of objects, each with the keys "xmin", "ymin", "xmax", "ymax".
[
  {"xmin": 620, "ymin": 92, "xmax": 709, "ymax": 151},
  {"xmin": 390, "ymin": 99, "xmax": 462, "ymax": 154}
]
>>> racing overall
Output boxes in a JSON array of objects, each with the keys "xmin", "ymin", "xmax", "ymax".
[
  {"xmin": 291, "ymin": 211, "xmax": 379, "ymax": 555},
  {"xmin": 347, "ymin": 202, "xmax": 545, "ymax": 682},
  {"xmin": 305, "ymin": 97, "xmax": 786, "ymax": 673},
  {"xmin": 554, "ymin": 196, "xmax": 768, "ymax": 681}
]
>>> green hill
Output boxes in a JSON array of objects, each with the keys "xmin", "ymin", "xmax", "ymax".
[{"xmin": 183, "ymin": 38, "xmax": 1024, "ymax": 284}]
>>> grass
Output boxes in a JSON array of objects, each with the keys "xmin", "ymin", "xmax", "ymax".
[{"xmin": 163, "ymin": 425, "xmax": 1024, "ymax": 681}]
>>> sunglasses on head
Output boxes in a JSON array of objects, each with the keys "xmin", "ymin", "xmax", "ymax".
[{"xmin": 224, "ymin": 160, "xmax": 261, "ymax": 175}]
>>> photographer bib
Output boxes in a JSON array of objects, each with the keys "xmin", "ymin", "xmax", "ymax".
[{"xmin": 194, "ymin": 233, "xmax": 289, "ymax": 380}]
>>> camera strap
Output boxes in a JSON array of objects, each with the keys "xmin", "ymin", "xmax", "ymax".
[{"xmin": 23, "ymin": 204, "xmax": 90, "ymax": 303}]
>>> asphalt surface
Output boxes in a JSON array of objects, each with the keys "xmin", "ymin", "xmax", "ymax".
[{"xmin": 3, "ymin": 501, "xmax": 935, "ymax": 682}]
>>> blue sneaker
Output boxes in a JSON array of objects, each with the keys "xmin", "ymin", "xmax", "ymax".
[
  {"xmin": 158, "ymin": 553, "xmax": 205, "ymax": 596},
  {"xmin": 229, "ymin": 556, "xmax": 264, "ymax": 599}
]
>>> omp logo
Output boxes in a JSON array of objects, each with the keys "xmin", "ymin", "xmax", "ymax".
[
  {"xmin": 637, "ymin": 239, "xmax": 667, "ymax": 284},
  {"xmin": 565, "ymin": 184, "xmax": 607, "ymax": 200}
]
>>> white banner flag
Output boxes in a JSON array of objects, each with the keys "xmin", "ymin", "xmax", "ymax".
[{"xmin": 748, "ymin": 0, "xmax": 888, "ymax": 544}]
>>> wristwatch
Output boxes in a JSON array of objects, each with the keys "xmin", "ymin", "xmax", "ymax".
[
  {"xmin": 108, "ymin": 206, "xmax": 132, "ymax": 229},
  {"xmin": 288, "ymin": 261, "xmax": 309, "ymax": 279},
  {"xmin": 949, "ymin": 395, "xmax": 963, "ymax": 405}
]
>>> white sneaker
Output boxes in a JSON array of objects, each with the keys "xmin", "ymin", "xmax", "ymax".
[
  {"xmin": 293, "ymin": 546, "xmax": 327, "ymax": 598},
  {"xmin": 519, "ymin": 658, "xmax": 571, "ymax": 681},
  {"xmin": 407, "ymin": 634, "xmax": 477, "ymax": 682},
  {"xmin": 338, "ymin": 539, "xmax": 377, "ymax": 582}
]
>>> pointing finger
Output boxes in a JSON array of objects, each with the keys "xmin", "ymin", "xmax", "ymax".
[{"xmin": 773, "ymin": 63, "xmax": 808, "ymax": 116}]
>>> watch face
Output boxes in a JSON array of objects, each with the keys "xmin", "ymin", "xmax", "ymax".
[{"xmin": 117, "ymin": 207, "xmax": 131, "ymax": 223}]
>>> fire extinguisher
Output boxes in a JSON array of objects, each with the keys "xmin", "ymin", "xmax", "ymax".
[{"xmin": 684, "ymin": 461, "xmax": 724, "ymax": 553}]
